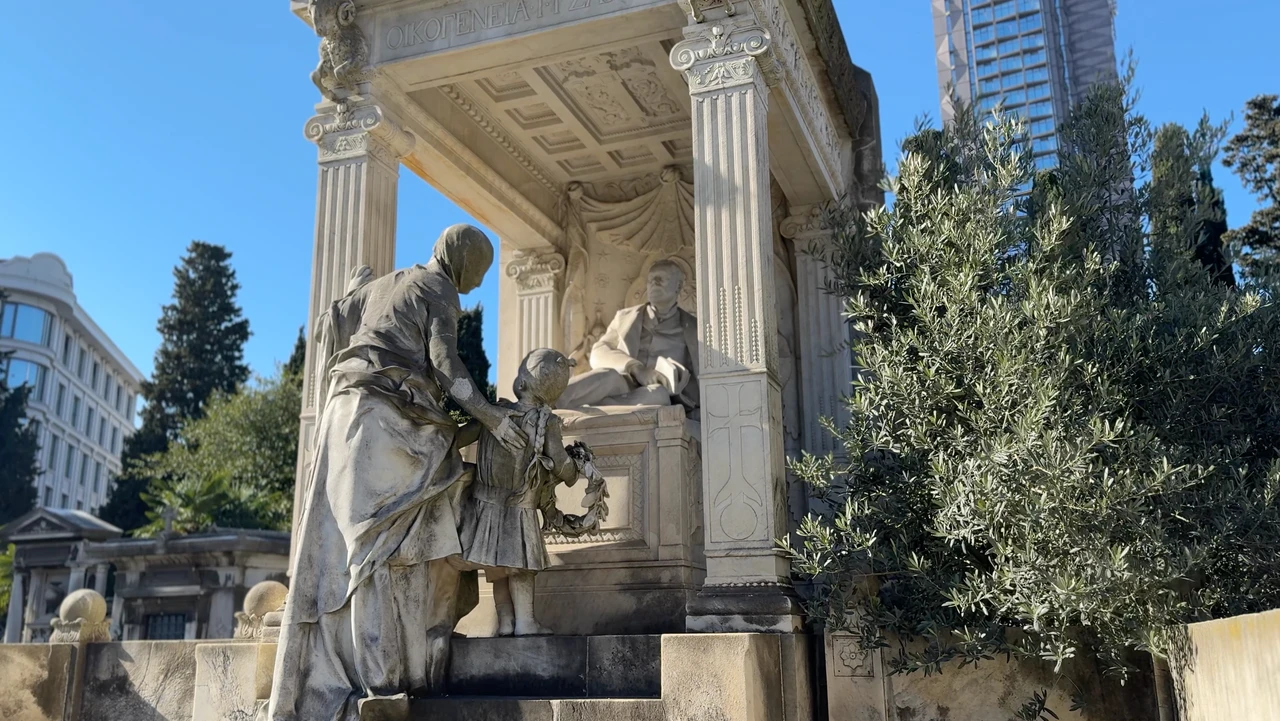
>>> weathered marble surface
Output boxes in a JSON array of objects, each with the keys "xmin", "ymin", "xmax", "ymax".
[
  {"xmin": 0, "ymin": 643, "xmax": 79, "ymax": 721},
  {"xmin": 80, "ymin": 642, "xmax": 197, "ymax": 721},
  {"xmin": 193, "ymin": 642, "xmax": 277, "ymax": 721},
  {"xmin": 660, "ymin": 633, "xmax": 812, "ymax": 721}
]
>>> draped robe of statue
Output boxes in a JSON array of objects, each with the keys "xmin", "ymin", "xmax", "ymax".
[{"xmin": 269, "ymin": 226, "xmax": 501, "ymax": 721}]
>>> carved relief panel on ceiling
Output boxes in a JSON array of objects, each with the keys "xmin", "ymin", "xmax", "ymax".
[{"xmin": 539, "ymin": 47, "xmax": 687, "ymax": 144}]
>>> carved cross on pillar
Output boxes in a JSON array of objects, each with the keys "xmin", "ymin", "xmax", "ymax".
[{"xmin": 671, "ymin": 18, "xmax": 803, "ymax": 633}]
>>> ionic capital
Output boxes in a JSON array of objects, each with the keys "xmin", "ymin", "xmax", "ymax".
[
  {"xmin": 506, "ymin": 250, "xmax": 565, "ymax": 294},
  {"xmin": 779, "ymin": 204, "xmax": 834, "ymax": 247},
  {"xmin": 669, "ymin": 22, "xmax": 778, "ymax": 92},
  {"xmin": 304, "ymin": 101, "xmax": 415, "ymax": 166}
]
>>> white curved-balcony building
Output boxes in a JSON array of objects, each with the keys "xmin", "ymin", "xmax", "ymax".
[{"xmin": 0, "ymin": 253, "xmax": 144, "ymax": 513}]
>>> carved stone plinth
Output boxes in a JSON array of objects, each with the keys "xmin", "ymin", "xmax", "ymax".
[{"xmin": 670, "ymin": 19, "xmax": 802, "ymax": 633}]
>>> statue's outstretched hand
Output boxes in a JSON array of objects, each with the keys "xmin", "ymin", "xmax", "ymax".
[{"xmin": 492, "ymin": 410, "xmax": 528, "ymax": 453}]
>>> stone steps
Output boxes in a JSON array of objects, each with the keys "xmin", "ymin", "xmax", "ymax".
[
  {"xmin": 408, "ymin": 697, "xmax": 665, "ymax": 721},
  {"xmin": 447, "ymin": 635, "xmax": 661, "ymax": 699}
]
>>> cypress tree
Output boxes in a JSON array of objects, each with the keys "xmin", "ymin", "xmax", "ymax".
[
  {"xmin": 99, "ymin": 242, "xmax": 251, "ymax": 532},
  {"xmin": 283, "ymin": 326, "xmax": 307, "ymax": 382},
  {"xmin": 456, "ymin": 304, "xmax": 495, "ymax": 401}
]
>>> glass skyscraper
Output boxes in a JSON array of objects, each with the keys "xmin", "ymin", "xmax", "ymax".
[{"xmin": 931, "ymin": 0, "xmax": 1119, "ymax": 170}]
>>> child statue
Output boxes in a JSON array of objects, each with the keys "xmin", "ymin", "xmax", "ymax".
[{"xmin": 455, "ymin": 348, "xmax": 606, "ymax": 636}]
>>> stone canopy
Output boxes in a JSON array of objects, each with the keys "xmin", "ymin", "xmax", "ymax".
[{"xmin": 290, "ymin": 0, "xmax": 882, "ymax": 633}]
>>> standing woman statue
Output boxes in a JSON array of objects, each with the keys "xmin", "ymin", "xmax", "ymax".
[{"xmin": 269, "ymin": 224, "xmax": 526, "ymax": 721}]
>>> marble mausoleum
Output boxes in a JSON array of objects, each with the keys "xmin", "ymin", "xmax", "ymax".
[{"xmin": 290, "ymin": 0, "xmax": 882, "ymax": 643}]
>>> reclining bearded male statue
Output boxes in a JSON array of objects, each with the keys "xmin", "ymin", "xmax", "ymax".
[{"xmin": 556, "ymin": 259, "xmax": 699, "ymax": 413}]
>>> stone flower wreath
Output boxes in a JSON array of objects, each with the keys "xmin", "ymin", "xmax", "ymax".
[{"xmin": 539, "ymin": 441, "xmax": 610, "ymax": 537}]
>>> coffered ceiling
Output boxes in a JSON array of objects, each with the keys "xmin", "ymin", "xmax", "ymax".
[{"xmin": 407, "ymin": 40, "xmax": 692, "ymax": 189}]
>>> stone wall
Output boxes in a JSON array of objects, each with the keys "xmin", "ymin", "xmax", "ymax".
[
  {"xmin": 1173, "ymin": 608, "xmax": 1280, "ymax": 721},
  {"xmin": 824, "ymin": 632, "xmax": 1161, "ymax": 721}
]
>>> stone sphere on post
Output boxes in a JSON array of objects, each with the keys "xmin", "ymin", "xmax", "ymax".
[
  {"xmin": 243, "ymin": 580, "xmax": 288, "ymax": 617},
  {"xmin": 50, "ymin": 589, "xmax": 110, "ymax": 644},
  {"xmin": 59, "ymin": 588, "xmax": 107, "ymax": 624}
]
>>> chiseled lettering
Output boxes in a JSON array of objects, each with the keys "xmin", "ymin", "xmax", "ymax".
[
  {"xmin": 488, "ymin": 2, "xmax": 508, "ymax": 27},
  {"xmin": 387, "ymin": 0, "xmax": 594, "ymax": 50},
  {"xmin": 425, "ymin": 16, "xmax": 444, "ymax": 41},
  {"xmin": 386, "ymin": 25, "xmax": 405, "ymax": 49},
  {"xmin": 510, "ymin": 0, "xmax": 532, "ymax": 23}
]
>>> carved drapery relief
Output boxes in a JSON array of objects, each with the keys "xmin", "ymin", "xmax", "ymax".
[{"xmin": 560, "ymin": 167, "xmax": 697, "ymax": 368}]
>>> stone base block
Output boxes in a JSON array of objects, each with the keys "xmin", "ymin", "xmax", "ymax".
[
  {"xmin": 408, "ymin": 698, "xmax": 666, "ymax": 721},
  {"xmin": 535, "ymin": 563, "xmax": 701, "ymax": 635},
  {"xmin": 193, "ymin": 642, "xmax": 278, "ymax": 721},
  {"xmin": 685, "ymin": 585, "xmax": 806, "ymax": 633},
  {"xmin": 449, "ymin": 635, "xmax": 660, "ymax": 698},
  {"xmin": 661, "ymin": 633, "xmax": 812, "ymax": 721},
  {"xmin": 0, "ymin": 643, "xmax": 81, "ymax": 721},
  {"xmin": 81, "ymin": 641, "xmax": 197, "ymax": 721}
]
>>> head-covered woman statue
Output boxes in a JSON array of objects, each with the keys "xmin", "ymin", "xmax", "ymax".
[{"xmin": 270, "ymin": 224, "xmax": 525, "ymax": 721}]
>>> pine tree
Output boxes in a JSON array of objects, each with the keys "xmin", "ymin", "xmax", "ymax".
[
  {"xmin": 147, "ymin": 241, "xmax": 252, "ymax": 429},
  {"xmin": 99, "ymin": 242, "xmax": 251, "ymax": 532},
  {"xmin": 1224, "ymin": 95, "xmax": 1280, "ymax": 289},
  {"xmin": 0, "ymin": 293, "xmax": 39, "ymax": 525}
]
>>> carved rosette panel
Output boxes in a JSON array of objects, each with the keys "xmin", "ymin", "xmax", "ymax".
[{"xmin": 829, "ymin": 635, "xmax": 875, "ymax": 678}]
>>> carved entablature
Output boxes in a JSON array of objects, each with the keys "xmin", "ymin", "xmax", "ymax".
[
  {"xmin": 676, "ymin": 0, "xmax": 738, "ymax": 24},
  {"xmin": 506, "ymin": 250, "xmax": 566, "ymax": 293},
  {"xmin": 304, "ymin": 102, "xmax": 416, "ymax": 166},
  {"xmin": 745, "ymin": 0, "xmax": 846, "ymax": 192}
]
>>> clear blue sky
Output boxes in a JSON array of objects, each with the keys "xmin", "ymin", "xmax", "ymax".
[{"xmin": 1, "ymin": 1, "xmax": 1275, "ymax": 387}]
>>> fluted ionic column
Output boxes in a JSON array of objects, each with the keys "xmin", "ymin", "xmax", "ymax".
[
  {"xmin": 780, "ymin": 205, "xmax": 853, "ymax": 460},
  {"xmin": 671, "ymin": 20, "xmax": 802, "ymax": 633},
  {"xmin": 505, "ymin": 250, "xmax": 565, "ymax": 366},
  {"xmin": 292, "ymin": 99, "xmax": 416, "ymax": 556}
]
